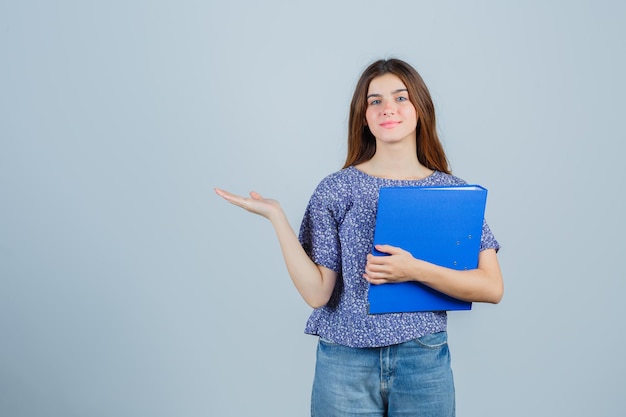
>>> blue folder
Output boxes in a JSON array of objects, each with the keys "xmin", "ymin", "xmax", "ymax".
[{"xmin": 367, "ymin": 185, "xmax": 488, "ymax": 314}]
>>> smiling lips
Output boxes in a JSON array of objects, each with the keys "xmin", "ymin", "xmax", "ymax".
[{"xmin": 380, "ymin": 120, "xmax": 401, "ymax": 129}]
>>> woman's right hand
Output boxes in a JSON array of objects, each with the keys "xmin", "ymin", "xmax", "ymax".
[
  {"xmin": 214, "ymin": 188, "xmax": 283, "ymax": 221},
  {"xmin": 214, "ymin": 187, "xmax": 337, "ymax": 308}
]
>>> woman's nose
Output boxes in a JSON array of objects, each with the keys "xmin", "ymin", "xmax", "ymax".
[{"xmin": 382, "ymin": 101, "xmax": 396, "ymax": 115}]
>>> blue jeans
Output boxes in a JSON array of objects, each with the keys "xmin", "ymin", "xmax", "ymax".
[{"xmin": 311, "ymin": 332, "xmax": 455, "ymax": 416}]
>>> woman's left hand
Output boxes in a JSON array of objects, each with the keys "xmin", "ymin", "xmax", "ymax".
[
  {"xmin": 363, "ymin": 244, "xmax": 420, "ymax": 284},
  {"xmin": 364, "ymin": 246, "xmax": 504, "ymax": 304}
]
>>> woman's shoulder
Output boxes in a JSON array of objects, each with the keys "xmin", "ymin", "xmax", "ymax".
[
  {"xmin": 307, "ymin": 167, "xmax": 367, "ymax": 210},
  {"xmin": 314, "ymin": 166, "xmax": 361, "ymax": 190},
  {"xmin": 428, "ymin": 171, "xmax": 468, "ymax": 186}
]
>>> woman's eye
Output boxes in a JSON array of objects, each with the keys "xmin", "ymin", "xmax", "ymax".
[
  {"xmin": 369, "ymin": 99, "xmax": 381, "ymax": 105},
  {"xmin": 397, "ymin": 96, "xmax": 408, "ymax": 102}
]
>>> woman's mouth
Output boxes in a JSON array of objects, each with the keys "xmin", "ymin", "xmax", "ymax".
[{"xmin": 380, "ymin": 121, "xmax": 401, "ymax": 128}]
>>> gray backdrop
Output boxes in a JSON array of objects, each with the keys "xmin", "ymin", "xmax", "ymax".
[{"xmin": 1, "ymin": 1, "xmax": 624, "ymax": 416}]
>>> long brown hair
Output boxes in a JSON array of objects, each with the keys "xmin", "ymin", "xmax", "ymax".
[{"xmin": 343, "ymin": 58, "xmax": 451, "ymax": 174}]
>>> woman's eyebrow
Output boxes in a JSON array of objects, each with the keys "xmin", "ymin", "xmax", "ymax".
[{"xmin": 366, "ymin": 88, "xmax": 408, "ymax": 99}]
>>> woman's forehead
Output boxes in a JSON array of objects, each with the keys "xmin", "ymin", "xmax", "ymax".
[{"xmin": 367, "ymin": 73, "xmax": 407, "ymax": 94}]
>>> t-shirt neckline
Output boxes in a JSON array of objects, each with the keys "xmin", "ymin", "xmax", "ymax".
[{"xmin": 348, "ymin": 165, "xmax": 438, "ymax": 184}]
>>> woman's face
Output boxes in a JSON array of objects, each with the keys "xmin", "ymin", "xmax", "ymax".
[{"xmin": 365, "ymin": 73, "xmax": 418, "ymax": 145}]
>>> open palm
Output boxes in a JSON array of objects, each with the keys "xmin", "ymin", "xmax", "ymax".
[{"xmin": 214, "ymin": 188, "xmax": 282, "ymax": 220}]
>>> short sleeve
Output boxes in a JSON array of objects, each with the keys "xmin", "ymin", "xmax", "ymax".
[
  {"xmin": 298, "ymin": 179, "xmax": 345, "ymax": 273},
  {"xmin": 480, "ymin": 220, "xmax": 500, "ymax": 252}
]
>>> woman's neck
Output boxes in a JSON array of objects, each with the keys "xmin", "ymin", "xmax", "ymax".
[{"xmin": 355, "ymin": 148, "xmax": 433, "ymax": 181}]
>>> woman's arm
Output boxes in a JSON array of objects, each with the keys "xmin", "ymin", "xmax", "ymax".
[
  {"xmin": 363, "ymin": 245, "xmax": 503, "ymax": 303},
  {"xmin": 214, "ymin": 188, "xmax": 337, "ymax": 308}
]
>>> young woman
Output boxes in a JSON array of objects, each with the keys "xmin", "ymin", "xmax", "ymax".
[{"xmin": 215, "ymin": 58, "xmax": 503, "ymax": 417}]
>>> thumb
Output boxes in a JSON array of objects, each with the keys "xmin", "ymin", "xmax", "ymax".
[
  {"xmin": 249, "ymin": 191, "xmax": 263, "ymax": 200},
  {"xmin": 374, "ymin": 244, "xmax": 404, "ymax": 255}
]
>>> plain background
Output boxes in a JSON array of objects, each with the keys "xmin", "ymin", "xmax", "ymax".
[{"xmin": 1, "ymin": 0, "xmax": 625, "ymax": 416}]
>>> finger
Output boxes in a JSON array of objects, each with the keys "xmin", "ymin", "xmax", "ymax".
[
  {"xmin": 215, "ymin": 188, "xmax": 241, "ymax": 200},
  {"xmin": 365, "ymin": 262, "xmax": 389, "ymax": 276},
  {"xmin": 215, "ymin": 188, "xmax": 251, "ymax": 209},
  {"xmin": 363, "ymin": 273, "xmax": 388, "ymax": 285},
  {"xmin": 249, "ymin": 191, "xmax": 263, "ymax": 200},
  {"xmin": 374, "ymin": 244, "xmax": 403, "ymax": 255},
  {"xmin": 367, "ymin": 255, "xmax": 389, "ymax": 266},
  {"xmin": 214, "ymin": 187, "xmax": 229, "ymax": 197}
]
